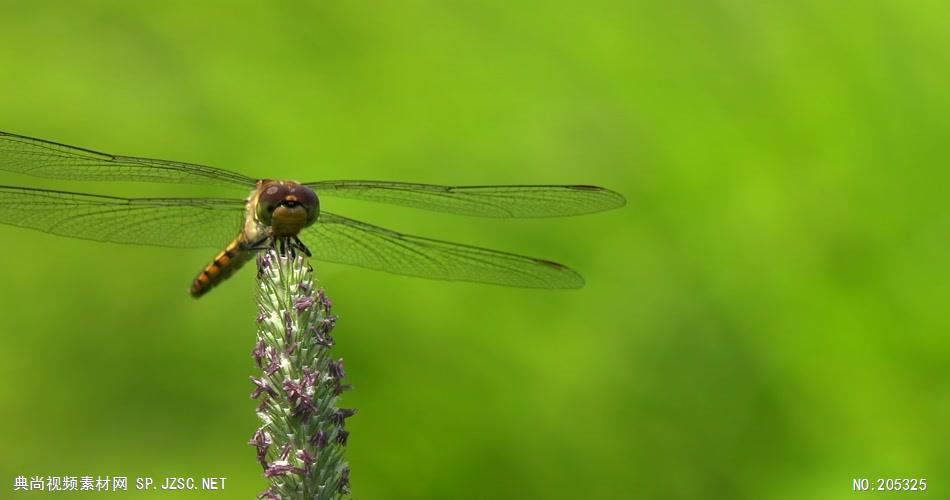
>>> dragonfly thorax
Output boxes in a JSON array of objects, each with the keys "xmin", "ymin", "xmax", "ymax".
[{"xmin": 254, "ymin": 180, "xmax": 319, "ymax": 237}]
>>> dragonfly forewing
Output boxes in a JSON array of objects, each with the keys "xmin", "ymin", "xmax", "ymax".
[
  {"xmin": 306, "ymin": 181, "xmax": 626, "ymax": 218},
  {"xmin": 0, "ymin": 131, "xmax": 255, "ymax": 187}
]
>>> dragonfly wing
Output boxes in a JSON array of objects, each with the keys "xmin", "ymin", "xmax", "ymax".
[
  {"xmin": 305, "ymin": 180, "xmax": 625, "ymax": 218},
  {"xmin": 0, "ymin": 131, "xmax": 255, "ymax": 187},
  {"xmin": 0, "ymin": 186, "xmax": 246, "ymax": 249},
  {"xmin": 300, "ymin": 211, "xmax": 584, "ymax": 288}
]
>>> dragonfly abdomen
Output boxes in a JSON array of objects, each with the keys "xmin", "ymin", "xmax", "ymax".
[{"xmin": 190, "ymin": 237, "xmax": 255, "ymax": 298}]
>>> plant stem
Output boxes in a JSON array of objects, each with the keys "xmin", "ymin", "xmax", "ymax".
[{"xmin": 249, "ymin": 250, "xmax": 353, "ymax": 499}]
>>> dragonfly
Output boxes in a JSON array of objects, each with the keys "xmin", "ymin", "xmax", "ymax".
[{"xmin": 0, "ymin": 131, "xmax": 625, "ymax": 297}]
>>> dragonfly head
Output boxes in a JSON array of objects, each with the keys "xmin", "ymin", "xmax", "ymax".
[{"xmin": 256, "ymin": 181, "xmax": 319, "ymax": 237}]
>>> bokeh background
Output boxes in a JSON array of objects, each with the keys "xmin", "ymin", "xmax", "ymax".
[{"xmin": 1, "ymin": 1, "xmax": 948, "ymax": 498}]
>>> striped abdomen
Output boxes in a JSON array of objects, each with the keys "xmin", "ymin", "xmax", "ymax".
[{"xmin": 190, "ymin": 237, "xmax": 255, "ymax": 298}]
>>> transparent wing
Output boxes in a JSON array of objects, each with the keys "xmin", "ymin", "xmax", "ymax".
[
  {"xmin": 305, "ymin": 180, "xmax": 625, "ymax": 218},
  {"xmin": 0, "ymin": 186, "xmax": 246, "ymax": 248},
  {"xmin": 0, "ymin": 131, "xmax": 255, "ymax": 187},
  {"xmin": 301, "ymin": 211, "xmax": 584, "ymax": 288}
]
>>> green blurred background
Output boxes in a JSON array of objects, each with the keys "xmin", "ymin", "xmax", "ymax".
[{"xmin": 1, "ymin": 1, "xmax": 947, "ymax": 498}]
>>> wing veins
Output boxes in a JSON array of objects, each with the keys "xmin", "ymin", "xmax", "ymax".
[
  {"xmin": 306, "ymin": 180, "xmax": 625, "ymax": 218},
  {"xmin": 304, "ymin": 212, "xmax": 583, "ymax": 288},
  {"xmin": 0, "ymin": 131, "xmax": 255, "ymax": 187},
  {"xmin": 0, "ymin": 185, "xmax": 245, "ymax": 249}
]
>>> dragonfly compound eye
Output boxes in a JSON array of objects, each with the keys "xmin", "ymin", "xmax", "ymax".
[
  {"xmin": 256, "ymin": 183, "xmax": 289, "ymax": 225},
  {"xmin": 291, "ymin": 185, "xmax": 319, "ymax": 226}
]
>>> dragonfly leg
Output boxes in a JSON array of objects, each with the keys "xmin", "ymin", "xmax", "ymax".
[
  {"xmin": 259, "ymin": 235, "xmax": 310, "ymax": 262},
  {"xmin": 267, "ymin": 236, "xmax": 289, "ymax": 257},
  {"xmin": 293, "ymin": 236, "xmax": 312, "ymax": 257},
  {"xmin": 248, "ymin": 234, "xmax": 270, "ymax": 251}
]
